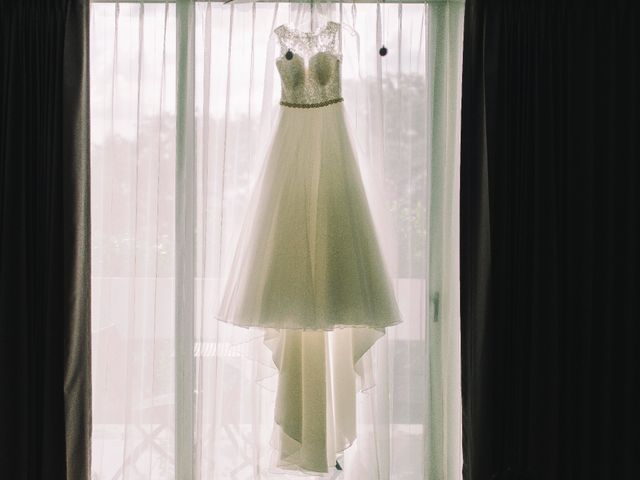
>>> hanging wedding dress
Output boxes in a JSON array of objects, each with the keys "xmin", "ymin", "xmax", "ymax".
[{"xmin": 215, "ymin": 20, "xmax": 402, "ymax": 474}]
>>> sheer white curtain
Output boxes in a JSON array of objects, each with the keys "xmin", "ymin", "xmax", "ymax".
[{"xmin": 90, "ymin": 1, "xmax": 464, "ymax": 478}]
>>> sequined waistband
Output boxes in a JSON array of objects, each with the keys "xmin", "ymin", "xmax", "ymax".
[{"xmin": 279, "ymin": 97, "xmax": 344, "ymax": 109}]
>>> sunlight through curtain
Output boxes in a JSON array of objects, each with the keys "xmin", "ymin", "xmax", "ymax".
[{"xmin": 89, "ymin": 1, "xmax": 464, "ymax": 478}]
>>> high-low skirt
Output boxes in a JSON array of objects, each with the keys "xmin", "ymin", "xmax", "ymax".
[{"xmin": 215, "ymin": 101, "xmax": 402, "ymax": 474}]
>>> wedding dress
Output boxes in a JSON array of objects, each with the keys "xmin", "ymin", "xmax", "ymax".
[{"xmin": 215, "ymin": 21, "xmax": 402, "ymax": 474}]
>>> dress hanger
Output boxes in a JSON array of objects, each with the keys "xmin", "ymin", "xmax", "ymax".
[
  {"xmin": 222, "ymin": 0, "xmax": 367, "ymax": 59},
  {"xmin": 285, "ymin": 0, "xmax": 331, "ymax": 34},
  {"xmin": 293, "ymin": 1, "xmax": 359, "ymax": 40}
]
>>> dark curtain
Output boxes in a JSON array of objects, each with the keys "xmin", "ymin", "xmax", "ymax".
[
  {"xmin": 460, "ymin": 1, "xmax": 639, "ymax": 479},
  {"xmin": 0, "ymin": 1, "xmax": 91, "ymax": 478}
]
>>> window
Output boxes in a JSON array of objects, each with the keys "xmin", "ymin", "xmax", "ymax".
[{"xmin": 90, "ymin": 1, "xmax": 463, "ymax": 478}]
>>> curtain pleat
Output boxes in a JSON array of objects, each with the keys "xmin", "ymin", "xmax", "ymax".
[
  {"xmin": 460, "ymin": 1, "xmax": 640, "ymax": 479},
  {"xmin": 0, "ymin": 1, "xmax": 91, "ymax": 479},
  {"xmin": 62, "ymin": 1, "xmax": 92, "ymax": 478}
]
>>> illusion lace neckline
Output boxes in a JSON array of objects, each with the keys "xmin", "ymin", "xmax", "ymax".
[
  {"xmin": 275, "ymin": 21, "xmax": 341, "ymax": 63},
  {"xmin": 277, "ymin": 21, "xmax": 339, "ymax": 37}
]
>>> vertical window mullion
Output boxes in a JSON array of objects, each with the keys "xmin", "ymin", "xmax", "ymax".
[{"xmin": 175, "ymin": 0, "xmax": 196, "ymax": 478}]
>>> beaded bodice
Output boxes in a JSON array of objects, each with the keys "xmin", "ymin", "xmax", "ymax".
[{"xmin": 274, "ymin": 22, "xmax": 343, "ymax": 108}]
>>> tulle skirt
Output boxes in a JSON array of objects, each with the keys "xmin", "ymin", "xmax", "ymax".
[{"xmin": 215, "ymin": 102, "xmax": 402, "ymax": 474}]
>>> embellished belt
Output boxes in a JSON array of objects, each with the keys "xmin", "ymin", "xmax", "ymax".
[{"xmin": 280, "ymin": 97, "xmax": 343, "ymax": 109}]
